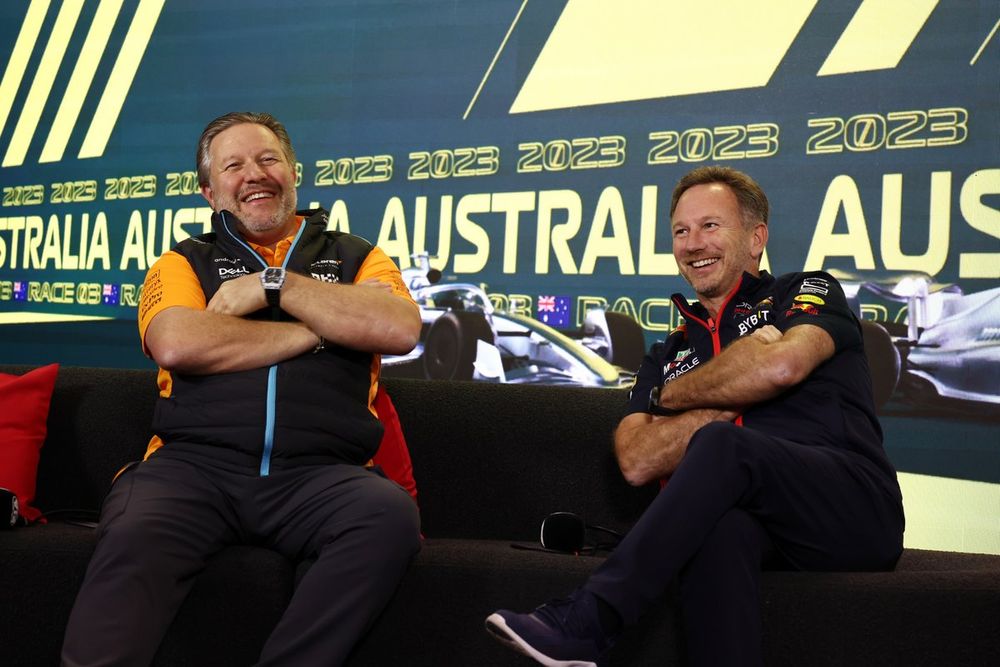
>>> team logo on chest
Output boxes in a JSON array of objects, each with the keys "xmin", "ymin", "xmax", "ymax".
[
  {"xmin": 663, "ymin": 348, "xmax": 700, "ymax": 382},
  {"xmin": 736, "ymin": 296, "xmax": 775, "ymax": 336},
  {"xmin": 310, "ymin": 259, "xmax": 343, "ymax": 284},
  {"xmin": 214, "ymin": 257, "xmax": 250, "ymax": 281}
]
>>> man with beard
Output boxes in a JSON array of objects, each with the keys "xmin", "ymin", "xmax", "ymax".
[
  {"xmin": 485, "ymin": 166, "xmax": 904, "ymax": 666},
  {"xmin": 61, "ymin": 112, "xmax": 423, "ymax": 666}
]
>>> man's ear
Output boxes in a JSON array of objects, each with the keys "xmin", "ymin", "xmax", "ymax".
[
  {"xmin": 201, "ymin": 183, "xmax": 215, "ymax": 209},
  {"xmin": 750, "ymin": 222, "xmax": 768, "ymax": 261}
]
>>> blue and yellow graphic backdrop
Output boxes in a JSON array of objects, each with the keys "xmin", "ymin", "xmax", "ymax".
[{"xmin": 1, "ymin": 1, "xmax": 998, "ymax": 552}]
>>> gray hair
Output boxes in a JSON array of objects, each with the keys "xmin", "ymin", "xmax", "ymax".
[{"xmin": 196, "ymin": 112, "xmax": 296, "ymax": 186}]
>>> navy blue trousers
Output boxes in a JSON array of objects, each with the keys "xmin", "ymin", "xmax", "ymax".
[
  {"xmin": 584, "ymin": 422, "xmax": 904, "ymax": 666},
  {"xmin": 61, "ymin": 453, "xmax": 421, "ymax": 667}
]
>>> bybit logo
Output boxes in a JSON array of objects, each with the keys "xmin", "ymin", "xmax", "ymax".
[{"xmin": 0, "ymin": 0, "xmax": 165, "ymax": 167}]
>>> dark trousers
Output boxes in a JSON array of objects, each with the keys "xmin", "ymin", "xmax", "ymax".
[
  {"xmin": 60, "ymin": 454, "xmax": 421, "ymax": 667},
  {"xmin": 584, "ymin": 422, "xmax": 904, "ymax": 666}
]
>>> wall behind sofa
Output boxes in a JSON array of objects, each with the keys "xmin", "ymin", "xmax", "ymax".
[{"xmin": 1, "ymin": 1, "xmax": 997, "ymax": 553}]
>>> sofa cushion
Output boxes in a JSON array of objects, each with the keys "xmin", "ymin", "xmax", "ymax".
[
  {"xmin": 371, "ymin": 384, "xmax": 419, "ymax": 503},
  {"xmin": 0, "ymin": 363, "xmax": 59, "ymax": 523}
]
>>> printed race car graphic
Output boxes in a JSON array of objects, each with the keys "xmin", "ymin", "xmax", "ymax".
[
  {"xmin": 837, "ymin": 271, "xmax": 1000, "ymax": 414},
  {"xmin": 382, "ymin": 255, "xmax": 645, "ymax": 387}
]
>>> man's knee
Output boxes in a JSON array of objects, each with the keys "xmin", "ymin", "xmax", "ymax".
[
  {"xmin": 352, "ymin": 477, "xmax": 421, "ymax": 555},
  {"xmin": 381, "ymin": 487, "xmax": 421, "ymax": 554}
]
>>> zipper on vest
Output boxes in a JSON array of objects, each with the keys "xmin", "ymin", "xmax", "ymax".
[
  {"xmin": 219, "ymin": 212, "xmax": 309, "ymax": 477},
  {"xmin": 259, "ymin": 221, "xmax": 307, "ymax": 476}
]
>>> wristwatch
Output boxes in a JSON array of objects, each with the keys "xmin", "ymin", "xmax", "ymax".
[
  {"xmin": 260, "ymin": 267, "xmax": 286, "ymax": 308},
  {"xmin": 648, "ymin": 386, "xmax": 683, "ymax": 417}
]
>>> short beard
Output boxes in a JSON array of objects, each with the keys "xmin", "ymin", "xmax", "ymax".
[{"xmin": 230, "ymin": 191, "xmax": 297, "ymax": 234}]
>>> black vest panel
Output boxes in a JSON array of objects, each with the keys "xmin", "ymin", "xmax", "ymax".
[{"xmin": 151, "ymin": 209, "xmax": 385, "ymax": 471}]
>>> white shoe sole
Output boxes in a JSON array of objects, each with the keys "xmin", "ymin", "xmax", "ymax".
[{"xmin": 485, "ymin": 613, "xmax": 598, "ymax": 667}]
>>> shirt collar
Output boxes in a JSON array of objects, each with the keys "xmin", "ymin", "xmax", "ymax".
[{"xmin": 248, "ymin": 217, "xmax": 304, "ymax": 267}]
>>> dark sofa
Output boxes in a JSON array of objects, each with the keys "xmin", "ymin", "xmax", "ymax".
[{"xmin": 1, "ymin": 364, "xmax": 998, "ymax": 666}]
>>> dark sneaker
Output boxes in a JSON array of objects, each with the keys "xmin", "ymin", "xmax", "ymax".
[{"xmin": 485, "ymin": 590, "xmax": 613, "ymax": 667}]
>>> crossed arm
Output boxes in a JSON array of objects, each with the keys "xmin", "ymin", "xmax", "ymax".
[
  {"xmin": 145, "ymin": 272, "xmax": 420, "ymax": 375},
  {"xmin": 614, "ymin": 323, "xmax": 835, "ymax": 486}
]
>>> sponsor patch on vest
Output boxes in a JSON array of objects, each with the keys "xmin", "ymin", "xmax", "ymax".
[
  {"xmin": 310, "ymin": 259, "xmax": 343, "ymax": 283},
  {"xmin": 217, "ymin": 266, "xmax": 250, "ymax": 279}
]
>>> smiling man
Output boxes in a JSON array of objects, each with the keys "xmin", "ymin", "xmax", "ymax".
[
  {"xmin": 486, "ymin": 166, "xmax": 905, "ymax": 666},
  {"xmin": 61, "ymin": 112, "xmax": 423, "ymax": 667},
  {"xmin": 200, "ymin": 121, "xmax": 299, "ymax": 236}
]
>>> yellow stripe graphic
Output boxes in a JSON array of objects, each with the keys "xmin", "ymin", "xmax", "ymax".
[
  {"xmin": 971, "ymin": 18, "xmax": 999, "ymax": 66},
  {"xmin": 818, "ymin": 0, "xmax": 939, "ymax": 76},
  {"xmin": 79, "ymin": 0, "xmax": 165, "ymax": 159},
  {"xmin": 0, "ymin": 313, "xmax": 112, "ymax": 325},
  {"xmin": 0, "ymin": 0, "xmax": 50, "ymax": 145},
  {"xmin": 464, "ymin": 0, "xmax": 528, "ymax": 120},
  {"xmin": 3, "ymin": 0, "xmax": 85, "ymax": 167},
  {"xmin": 510, "ymin": 0, "xmax": 817, "ymax": 113},
  {"xmin": 40, "ymin": 0, "xmax": 125, "ymax": 163}
]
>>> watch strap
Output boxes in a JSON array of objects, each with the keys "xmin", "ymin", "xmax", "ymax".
[
  {"xmin": 264, "ymin": 285, "xmax": 281, "ymax": 307},
  {"xmin": 648, "ymin": 386, "xmax": 683, "ymax": 417},
  {"xmin": 260, "ymin": 267, "xmax": 286, "ymax": 309}
]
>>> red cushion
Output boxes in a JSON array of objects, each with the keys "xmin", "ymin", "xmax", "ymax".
[
  {"xmin": 371, "ymin": 384, "xmax": 418, "ymax": 504},
  {"xmin": 0, "ymin": 364, "xmax": 59, "ymax": 523}
]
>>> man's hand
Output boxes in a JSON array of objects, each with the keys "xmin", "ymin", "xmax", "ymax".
[
  {"xmin": 280, "ymin": 272, "xmax": 420, "ymax": 355},
  {"xmin": 144, "ymin": 306, "xmax": 319, "ymax": 374},
  {"xmin": 615, "ymin": 408, "xmax": 739, "ymax": 486},
  {"xmin": 207, "ymin": 274, "xmax": 266, "ymax": 316},
  {"xmin": 206, "ymin": 275, "xmax": 394, "ymax": 317},
  {"xmin": 616, "ymin": 322, "xmax": 834, "ymax": 485},
  {"xmin": 750, "ymin": 324, "xmax": 782, "ymax": 344}
]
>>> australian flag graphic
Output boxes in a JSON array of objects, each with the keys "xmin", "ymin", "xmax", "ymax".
[
  {"xmin": 102, "ymin": 284, "xmax": 120, "ymax": 306},
  {"xmin": 13, "ymin": 281, "xmax": 28, "ymax": 301},
  {"xmin": 537, "ymin": 294, "xmax": 570, "ymax": 328}
]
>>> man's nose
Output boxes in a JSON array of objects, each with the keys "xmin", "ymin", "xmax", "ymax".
[
  {"xmin": 243, "ymin": 161, "xmax": 266, "ymax": 180},
  {"xmin": 685, "ymin": 228, "xmax": 705, "ymax": 251}
]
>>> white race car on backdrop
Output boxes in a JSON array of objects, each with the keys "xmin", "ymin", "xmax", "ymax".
[
  {"xmin": 837, "ymin": 270, "xmax": 1000, "ymax": 414},
  {"xmin": 381, "ymin": 255, "xmax": 645, "ymax": 387}
]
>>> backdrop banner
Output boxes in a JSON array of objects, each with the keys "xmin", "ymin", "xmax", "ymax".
[{"xmin": 1, "ymin": 1, "xmax": 997, "ymax": 549}]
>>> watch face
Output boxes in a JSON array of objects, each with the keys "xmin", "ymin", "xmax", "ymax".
[{"xmin": 261, "ymin": 267, "xmax": 285, "ymax": 287}]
